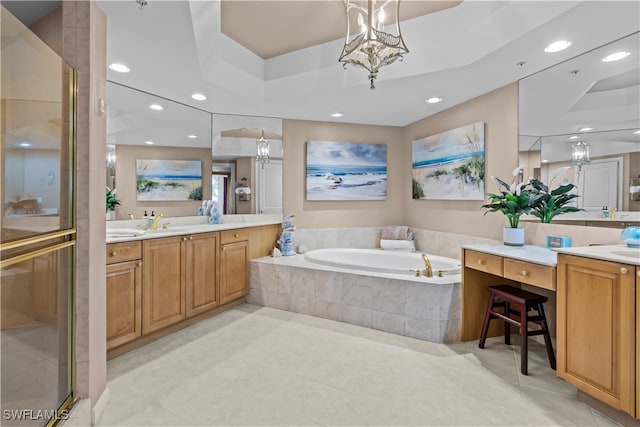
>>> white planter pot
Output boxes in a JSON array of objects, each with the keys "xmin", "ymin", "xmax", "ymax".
[
  {"xmin": 106, "ymin": 211, "xmax": 116, "ymax": 221},
  {"xmin": 503, "ymin": 227, "xmax": 524, "ymax": 246}
]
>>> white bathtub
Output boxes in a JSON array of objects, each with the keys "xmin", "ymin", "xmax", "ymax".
[{"xmin": 304, "ymin": 248, "xmax": 461, "ymax": 276}]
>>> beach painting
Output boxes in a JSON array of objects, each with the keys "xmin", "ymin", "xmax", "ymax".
[
  {"xmin": 306, "ymin": 141, "xmax": 387, "ymax": 201},
  {"xmin": 411, "ymin": 122, "xmax": 485, "ymax": 200},
  {"xmin": 136, "ymin": 159, "xmax": 203, "ymax": 201}
]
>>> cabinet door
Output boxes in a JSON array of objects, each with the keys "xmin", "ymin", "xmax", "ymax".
[
  {"xmin": 220, "ymin": 240, "xmax": 249, "ymax": 305},
  {"xmin": 185, "ymin": 233, "xmax": 219, "ymax": 318},
  {"xmin": 142, "ymin": 237, "xmax": 185, "ymax": 334},
  {"xmin": 106, "ymin": 260, "xmax": 142, "ymax": 349},
  {"xmin": 557, "ymin": 255, "xmax": 635, "ymax": 416}
]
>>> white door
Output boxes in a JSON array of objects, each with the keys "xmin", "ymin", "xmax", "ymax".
[
  {"xmin": 578, "ymin": 158, "xmax": 621, "ymax": 211},
  {"xmin": 257, "ymin": 160, "xmax": 283, "ymax": 214}
]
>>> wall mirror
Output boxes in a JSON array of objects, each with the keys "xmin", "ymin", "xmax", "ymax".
[
  {"xmin": 519, "ymin": 32, "xmax": 640, "ymax": 220},
  {"xmin": 106, "ymin": 82, "xmax": 283, "ymax": 220}
]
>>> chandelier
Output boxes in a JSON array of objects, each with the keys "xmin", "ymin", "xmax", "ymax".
[
  {"xmin": 339, "ymin": 0, "xmax": 409, "ymax": 90},
  {"xmin": 571, "ymin": 140, "xmax": 590, "ymax": 171},
  {"xmin": 256, "ymin": 130, "xmax": 270, "ymax": 167},
  {"xmin": 106, "ymin": 144, "xmax": 116, "ymax": 171}
]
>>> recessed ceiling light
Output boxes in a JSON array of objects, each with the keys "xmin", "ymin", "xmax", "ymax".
[
  {"xmin": 602, "ymin": 51, "xmax": 630, "ymax": 62},
  {"xmin": 191, "ymin": 93, "xmax": 207, "ymax": 101},
  {"xmin": 541, "ymin": 159, "xmax": 549, "ymax": 163},
  {"xmin": 426, "ymin": 97, "xmax": 443, "ymax": 104},
  {"xmin": 149, "ymin": 104, "xmax": 163, "ymax": 111},
  {"xmin": 187, "ymin": 135, "xmax": 198, "ymax": 139},
  {"xmin": 568, "ymin": 135, "xmax": 579, "ymax": 139},
  {"xmin": 330, "ymin": 112, "xmax": 344, "ymax": 118},
  {"xmin": 19, "ymin": 142, "xmax": 32, "ymax": 147},
  {"xmin": 108, "ymin": 63, "xmax": 130, "ymax": 73},
  {"xmin": 144, "ymin": 141, "xmax": 155, "ymax": 145},
  {"xmin": 634, "ymin": 130, "xmax": 640, "ymax": 135},
  {"xmin": 544, "ymin": 40, "xmax": 571, "ymax": 53},
  {"xmin": 578, "ymin": 127, "xmax": 593, "ymax": 132}
]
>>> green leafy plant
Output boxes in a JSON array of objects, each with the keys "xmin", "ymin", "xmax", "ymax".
[
  {"xmin": 106, "ymin": 187, "xmax": 120, "ymax": 212},
  {"xmin": 528, "ymin": 166, "xmax": 583, "ymax": 223},
  {"xmin": 481, "ymin": 167, "xmax": 543, "ymax": 228},
  {"xmin": 188, "ymin": 185, "xmax": 203, "ymax": 201}
]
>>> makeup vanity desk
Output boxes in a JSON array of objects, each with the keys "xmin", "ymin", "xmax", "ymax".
[{"xmin": 460, "ymin": 244, "xmax": 557, "ymax": 341}]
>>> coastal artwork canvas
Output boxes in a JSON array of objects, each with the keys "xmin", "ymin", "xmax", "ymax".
[
  {"xmin": 411, "ymin": 121, "xmax": 485, "ymax": 200},
  {"xmin": 306, "ymin": 141, "xmax": 387, "ymax": 201},
  {"xmin": 136, "ymin": 159, "xmax": 203, "ymax": 201}
]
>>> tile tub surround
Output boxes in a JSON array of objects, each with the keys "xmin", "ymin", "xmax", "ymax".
[{"xmin": 248, "ymin": 255, "xmax": 461, "ymax": 343}]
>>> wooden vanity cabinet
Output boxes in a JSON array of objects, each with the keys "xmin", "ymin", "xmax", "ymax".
[
  {"xmin": 219, "ymin": 230, "xmax": 249, "ymax": 305},
  {"xmin": 185, "ymin": 232, "xmax": 219, "ymax": 317},
  {"xmin": 557, "ymin": 254, "xmax": 636, "ymax": 417},
  {"xmin": 106, "ymin": 241, "xmax": 142, "ymax": 350}
]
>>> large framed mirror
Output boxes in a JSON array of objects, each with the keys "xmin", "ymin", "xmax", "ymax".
[
  {"xmin": 519, "ymin": 32, "xmax": 640, "ymax": 223},
  {"xmin": 106, "ymin": 82, "xmax": 283, "ymax": 220}
]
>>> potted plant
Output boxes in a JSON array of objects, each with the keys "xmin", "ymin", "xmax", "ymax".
[
  {"xmin": 481, "ymin": 167, "xmax": 543, "ymax": 246},
  {"xmin": 106, "ymin": 187, "xmax": 120, "ymax": 220},
  {"xmin": 528, "ymin": 166, "xmax": 583, "ymax": 223}
]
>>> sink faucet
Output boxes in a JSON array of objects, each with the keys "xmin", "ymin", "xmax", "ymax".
[
  {"xmin": 421, "ymin": 253, "xmax": 433, "ymax": 278},
  {"xmin": 150, "ymin": 214, "xmax": 163, "ymax": 230}
]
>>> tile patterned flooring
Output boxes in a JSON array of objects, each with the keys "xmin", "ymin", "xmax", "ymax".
[{"xmin": 97, "ymin": 304, "xmax": 622, "ymax": 427}]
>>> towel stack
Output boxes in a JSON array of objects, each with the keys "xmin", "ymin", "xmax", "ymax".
[{"xmin": 379, "ymin": 226, "xmax": 415, "ymax": 252}]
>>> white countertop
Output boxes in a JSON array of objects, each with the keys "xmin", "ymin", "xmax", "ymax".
[
  {"xmin": 106, "ymin": 217, "xmax": 281, "ymax": 244},
  {"xmin": 554, "ymin": 245, "xmax": 640, "ymax": 266},
  {"xmin": 462, "ymin": 244, "xmax": 558, "ymax": 267}
]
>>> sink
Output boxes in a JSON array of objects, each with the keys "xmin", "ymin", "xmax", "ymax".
[{"xmin": 611, "ymin": 250, "xmax": 640, "ymax": 259}]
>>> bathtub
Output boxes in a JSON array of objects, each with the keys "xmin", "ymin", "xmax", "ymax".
[{"xmin": 304, "ymin": 248, "xmax": 461, "ymax": 276}]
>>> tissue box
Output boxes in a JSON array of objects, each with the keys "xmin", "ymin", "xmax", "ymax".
[{"xmin": 546, "ymin": 235, "xmax": 571, "ymax": 248}]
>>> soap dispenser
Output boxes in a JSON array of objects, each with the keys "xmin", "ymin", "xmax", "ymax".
[{"xmin": 148, "ymin": 211, "xmax": 155, "ymax": 229}]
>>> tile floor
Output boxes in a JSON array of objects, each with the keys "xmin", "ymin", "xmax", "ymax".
[{"xmin": 97, "ymin": 304, "xmax": 622, "ymax": 427}]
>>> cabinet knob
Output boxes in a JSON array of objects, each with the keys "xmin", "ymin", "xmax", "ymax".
[
  {"xmin": 110, "ymin": 251, "xmax": 117, "ymax": 257},
  {"xmin": 620, "ymin": 267, "xmax": 628, "ymax": 274},
  {"xmin": 182, "ymin": 237, "xmax": 187, "ymax": 241},
  {"xmin": 138, "ymin": 262, "xmax": 142, "ymax": 267},
  {"xmin": 521, "ymin": 270, "xmax": 529, "ymax": 277},
  {"xmin": 637, "ymin": 270, "xmax": 640, "ymax": 277},
  {"xmin": 234, "ymin": 233, "xmax": 239, "ymax": 238},
  {"xmin": 189, "ymin": 236, "xmax": 193, "ymax": 240},
  {"xmin": 477, "ymin": 259, "xmax": 484, "ymax": 265}
]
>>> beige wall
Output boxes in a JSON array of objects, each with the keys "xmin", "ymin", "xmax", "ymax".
[
  {"xmin": 282, "ymin": 119, "xmax": 404, "ymax": 229},
  {"xmin": 403, "ymin": 83, "xmax": 519, "ymax": 240},
  {"xmin": 115, "ymin": 145, "xmax": 212, "ymax": 219}
]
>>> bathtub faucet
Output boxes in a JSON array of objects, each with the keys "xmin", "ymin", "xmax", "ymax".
[{"xmin": 421, "ymin": 254, "xmax": 434, "ymax": 278}]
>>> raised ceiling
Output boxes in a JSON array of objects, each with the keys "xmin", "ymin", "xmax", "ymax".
[{"xmin": 220, "ymin": 1, "xmax": 461, "ymax": 59}]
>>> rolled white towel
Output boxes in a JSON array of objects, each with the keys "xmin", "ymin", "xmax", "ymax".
[
  {"xmin": 380, "ymin": 239, "xmax": 415, "ymax": 252},
  {"xmin": 106, "ymin": 228, "xmax": 146, "ymax": 237},
  {"xmin": 380, "ymin": 226, "xmax": 411, "ymax": 240}
]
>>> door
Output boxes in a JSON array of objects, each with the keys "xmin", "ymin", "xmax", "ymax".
[
  {"xmin": 257, "ymin": 159, "xmax": 282, "ymax": 214},
  {"xmin": 106, "ymin": 260, "xmax": 142, "ymax": 349},
  {"xmin": 578, "ymin": 158, "xmax": 621, "ymax": 210},
  {"xmin": 142, "ymin": 237, "xmax": 185, "ymax": 334},
  {"xmin": 185, "ymin": 233, "xmax": 219, "ymax": 317},
  {"xmin": 220, "ymin": 241, "xmax": 249, "ymax": 304}
]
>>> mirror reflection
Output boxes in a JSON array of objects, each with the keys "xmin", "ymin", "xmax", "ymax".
[
  {"xmin": 105, "ymin": 82, "xmax": 283, "ymax": 220},
  {"xmin": 519, "ymin": 32, "xmax": 640, "ymax": 216}
]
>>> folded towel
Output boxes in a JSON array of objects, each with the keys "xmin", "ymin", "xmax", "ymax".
[
  {"xmin": 380, "ymin": 239, "xmax": 415, "ymax": 252},
  {"xmin": 106, "ymin": 228, "xmax": 146, "ymax": 237},
  {"xmin": 380, "ymin": 226, "xmax": 411, "ymax": 240}
]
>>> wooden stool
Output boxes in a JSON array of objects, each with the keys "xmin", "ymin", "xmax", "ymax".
[{"xmin": 478, "ymin": 285, "xmax": 556, "ymax": 375}]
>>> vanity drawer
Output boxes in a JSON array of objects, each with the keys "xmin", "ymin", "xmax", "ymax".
[
  {"xmin": 503, "ymin": 259, "xmax": 556, "ymax": 290},
  {"xmin": 464, "ymin": 250, "xmax": 503, "ymax": 275},
  {"xmin": 107, "ymin": 241, "xmax": 142, "ymax": 264},
  {"xmin": 221, "ymin": 229, "xmax": 250, "ymax": 244}
]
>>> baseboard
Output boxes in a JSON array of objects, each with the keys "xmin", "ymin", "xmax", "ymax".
[
  {"xmin": 91, "ymin": 386, "xmax": 111, "ymax": 425},
  {"xmin": 60, "ymin": 398, "xmax": 91, "ymax": 426},
  {"xmin": 578, "ymin": 391, "xmax": 639, "ymax": 427}
]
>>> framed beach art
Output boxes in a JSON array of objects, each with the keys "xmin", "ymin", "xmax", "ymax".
[
  {"xmin": 306, "ymin": 141, "xmax": 387, "ymax": 201},
  {"xmin": 411, "ymin": 121, "xmax": 485, "ymax": 200},
  {"xmin": 136, "ymin": 159, "xmax": 203, "ymax": 201}
]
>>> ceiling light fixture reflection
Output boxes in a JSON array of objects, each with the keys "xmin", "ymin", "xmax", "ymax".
[
  {"xmin": 578, "ymin": 127, "xmax": 593, "ymax": 132},
  {"xmin": 568, "ymin": 135, "xmax": 579, "ymax": 139},
  {"xmin": 426, "ymin": 97, "xmax": 443, "ymax": 104},
  {"xmin": 149, "ymin": 104, "xmax": 163, "ymax": 111},
  {"xmin": 634, "ymin": 130, "xmax": 640, "ymax": 135},
  {"xmin": 602, "ymin": 51, "xmax": 630, "ymax": 62},
  {"xmin": 330, "ymin": 112, "xmax": 344, "ymax": 118},
  {"xmin": 191, "ymin": 93, "xmax": 207, "ymax": 101},
  {"xmin": 144, "ymin": 141, "xmax": 155, "ymax": 145},
  {"xmin": 19, "ymin": 142, "xmax": 32, "ymax": 147},
  {"xmin": 108, "ymin": 63, "xmax": 130, "ymax": 73},
  {"xmin": 187, "ymin": 135, "xmax": 198, "ymax": 139},
  {"xmin": 544, "ymin": 40, "xmax": 572, "ymax": 53},
  {"xmin": 541, "ymin": 159, "xmax": 549, "ymax": 163}
]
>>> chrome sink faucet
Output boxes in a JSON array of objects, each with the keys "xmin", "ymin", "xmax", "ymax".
[{"xmin": 421, "ymin": 253, "xmax": 433, "ymax": 278}]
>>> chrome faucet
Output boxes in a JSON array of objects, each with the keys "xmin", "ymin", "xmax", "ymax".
[
  {"xmin": 421, "ymin": 253, "xmax": 433, "ymax": 278},
  {"xmin": 150, "ymin": 214, "xmax": 163, "ymax": 230}
]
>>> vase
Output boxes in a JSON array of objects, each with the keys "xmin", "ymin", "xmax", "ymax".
[
  {"xmin": 503, "ymin": 227, "xmax": 524, "ymax": 246},
  {"xmin": 106, "ymin": 211, "xmax": 116, "ymax": 221}
]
